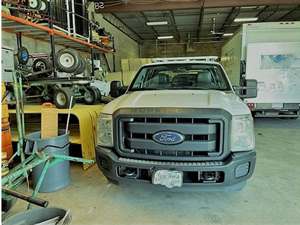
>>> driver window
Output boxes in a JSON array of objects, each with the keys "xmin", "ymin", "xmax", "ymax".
[{"xmin": 132, "ymin": 68, "xmax": 147, "ymax": 89}]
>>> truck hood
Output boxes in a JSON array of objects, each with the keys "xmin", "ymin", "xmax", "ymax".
[{"xmin": 102, "ymin": 90, "xmax": 250, "ymax": 116}]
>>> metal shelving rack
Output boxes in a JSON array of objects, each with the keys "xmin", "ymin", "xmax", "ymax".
[
  {"xmin": 2, "ymin": 2, "xmax": 116, "ymax": 107},
  {"xmin": 2, "ymin": 0, "xmax": 114, "ymax": 82},
  {"xmin": 2, "ymin": 13, "xmax": 114, "ymax": 54}
]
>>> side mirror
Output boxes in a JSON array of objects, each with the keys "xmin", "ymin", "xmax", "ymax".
[
  {"xmin": 110, "ymin": 80, "xmax": 128, "ymax": 98},
  {"xmin": 233, "ymin": 79, "xmax": 257, "ymax": 99},
  {"xmin": 118, "ymin": 86, "xmax": 128, "ymax": 96}
]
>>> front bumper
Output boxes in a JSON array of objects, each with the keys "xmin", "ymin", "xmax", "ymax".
[{"xmin": 96, "ymin": 146, "xmax": 256, "ymax": 191}]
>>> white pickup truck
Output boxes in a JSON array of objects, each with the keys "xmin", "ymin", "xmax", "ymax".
[{"xmin": 96, "ymin": 57, "xmax": 257, "ymax": 191}]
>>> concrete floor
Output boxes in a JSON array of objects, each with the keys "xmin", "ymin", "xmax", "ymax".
[{"xmin": 5, "ymin": 118, "xmax": 300, "ymax": 225}]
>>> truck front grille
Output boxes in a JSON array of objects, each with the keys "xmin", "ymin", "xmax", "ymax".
[{"xmin": 116, "ymin": 116, "xmax": 225, "ymax": 161}]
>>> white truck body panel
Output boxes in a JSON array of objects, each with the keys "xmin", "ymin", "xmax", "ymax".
[
  {"xmin": 102, "ymin": 89, "xmax": 249, "ymax": 116},
  {"xmin": 245, "ymin": 42, "xmax": 300, "ymax": 104},
  {"xmin": 221, "ymin": 21, "xmax": 300, "ymax": 114}
]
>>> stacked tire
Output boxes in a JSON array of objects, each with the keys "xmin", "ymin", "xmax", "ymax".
[
  {"xmin": 55, "ymin": 49, "xmax": 86, "ymax": 75},
  {"xmin": 28, "ymin": 0, "xmax": 48, "ymax": 13},
  {"xmin": 83, "ymin": 86, "xmax": 101, "ymax": 105},
  {"xmin": 32, "ymin": 58, "xmax": 52, "ymax": 77}
]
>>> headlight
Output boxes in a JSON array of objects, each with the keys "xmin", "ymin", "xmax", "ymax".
[
  {"xmin": 97, "ymin": 113, "xmax": 113, "ymax": 147},
  {"xmin": 231, "ymin": 115, "xmax": 255, "ymax": 152}
]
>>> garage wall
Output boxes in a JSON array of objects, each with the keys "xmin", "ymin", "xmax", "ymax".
[
  {"xmin": 2, "ymin": 31, "xmax": 58, "ymax": 54},
  {"xmin": 140, "ymin": 41, "xmax": 223, "ymax": 58},
  {"xmin": 88, "ymin": 4, "xmax": 140, "ymax": 72}
]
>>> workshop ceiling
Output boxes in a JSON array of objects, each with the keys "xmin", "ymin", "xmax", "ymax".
[{"xmin": 99, "ymin": 0, "xmax": 300, "ymax": 42}]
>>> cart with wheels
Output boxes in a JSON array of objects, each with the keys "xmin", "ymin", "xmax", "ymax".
[{"xmin": 23, "ymin": 77, "xmax": 101, "ymax": 108}]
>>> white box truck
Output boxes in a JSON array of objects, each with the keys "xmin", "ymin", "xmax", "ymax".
[{"xmin": 221, "ymin": 21, "xmax": 300, "ymax": 118}]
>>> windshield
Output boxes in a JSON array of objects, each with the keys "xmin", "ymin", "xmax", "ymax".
[{"xmin": 129, "ymin": 63, "xmax": 231, "ymax": 91}]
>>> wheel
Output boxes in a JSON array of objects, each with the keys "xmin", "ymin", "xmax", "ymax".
[
  {"xmin": 53, "ymin": 88, "xmax": 76, "ymax": 109},
  {"xmin": 110, "ymin": 81, "xmax": 121, "ymax": 98},
  {"xmin": 55, "ymin": 49, "xmax": 81, "ymax": 73},
  {"xmin": 83, "ymin": 87, "xmax": 99, "ymax": 105},
  {"xmin": 74, "ymin": 57, "xmax": 86, "ymax": 75},
  {"xmin": 32, "ymin": 58, "xmax": 51, "ymax": 73},
  {"xmin": 39, "ymin": 0, "xmax": 48, "ymax": 12},
  {"xmin": 28, "ymin": 0, "xmax": 41, "ymax": 10},
  {"xmin": 17, "ymin": 47, "xmax": 29, "ymax": 65},
  {"xmin": 91, "ymin": 86, "xmax": 102, "ymax": 102}
]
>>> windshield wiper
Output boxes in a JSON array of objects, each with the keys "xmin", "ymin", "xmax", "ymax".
[
  {"xmin": 130, "ymin": 88, "xmax": 161, "ymax": 91},
  {"xmin": 213, "ymin": 88, "xmax": 230, "ymax": 91},
  {"xmin": 166, "ymin": 87, "xmax": 230, "ymax": 91},
  {"xmin": 167, "ymin": 87, "xmax": 207, "ymax": 90}
]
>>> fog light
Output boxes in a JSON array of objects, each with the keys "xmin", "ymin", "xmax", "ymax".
[
  {"xmin": 201, "ymin": 171, "xmax": 221, "ymax": 183},
  {"xmin": 117, "ymin": 166, "xmax": 138, "ymax": 179},
  {"xmin": 98, "ymin": 156, "xmax": 111, "ymax": 171},
  {"xmin": 235, "ymin": 162, "xmax": 250, "ymax": 178}
]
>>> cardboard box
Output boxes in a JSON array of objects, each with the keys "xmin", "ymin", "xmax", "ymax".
[
  {"xmin": 129, "ymin": 58, "xmax": 142, "ymax": 71},
  {"xmin": 106, "ymin": 72, "xmax": 122, "ymax": 82},
  {"xmin": 141, "ymin": 58, "xmax": 152, "ymax": 65},
  {"xmin": 122, "ymin": 71, "xmax": 136, "ymax": 86},
  {"xmin": 41, "ymin": 103, "xmax": 58, "ymax": 139},
  {"xmin": 121, "ymin": 59, "xmax": 130, "ymax": 72}
]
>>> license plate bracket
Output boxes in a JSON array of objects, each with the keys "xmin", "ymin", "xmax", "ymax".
[{"xmin": 152, "ymin": 170, "xmax": 183, "ymax": 188}]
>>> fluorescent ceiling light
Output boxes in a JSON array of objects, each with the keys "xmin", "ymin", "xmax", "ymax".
[
  {"xmin": 223, "ymin": 33, "xmax": 234, "ymax": 37},
  {"xmin": 234, "ymin": 17, "xmax": 258, "ymax": 22},
  {"xmin": 146, "ymin": 21, "xmax": 168, "ymax": 26},
  {"xmin": 241, "ymin": 6, "xmax": 258, "ymax": 9},
  {"xmin": 157, "ymin": 36, "xmax": 174, "ymax": 40}
]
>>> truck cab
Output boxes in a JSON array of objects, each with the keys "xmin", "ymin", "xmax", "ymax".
[{"xmin": 95, "ymin": 57, "xmax": 257, "ymax": 191}]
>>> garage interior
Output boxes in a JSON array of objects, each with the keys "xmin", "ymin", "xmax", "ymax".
[{"xmin": 1, "ymin": 0, "xmax": 300, "ymax": 224}]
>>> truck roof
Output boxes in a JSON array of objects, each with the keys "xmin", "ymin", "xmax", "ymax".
[
  {"xmin": 143, "ymin": 61, "xmax": 221, "ymax": 67},
  {"xmin": 143, "ymin": 56, "xmax": 221, "ymax": 67}
]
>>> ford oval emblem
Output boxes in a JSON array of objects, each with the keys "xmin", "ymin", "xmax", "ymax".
[{"xmin": 152, "ymin": 131, "xmax": 185, "ymax": 145}]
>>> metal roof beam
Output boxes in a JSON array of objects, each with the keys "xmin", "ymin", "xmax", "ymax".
[
  {"xmin": 196, "ymin": 2, "xmax": 205, "ymax": 41},
  {"xmin": 140, "ymin": 12, "xmax": 158, "ymax": 39},
  {"xmin": 219, "ymin": 7, "xmax": 240, "ymax": 33},
  {"xmin": 97, "ymin": 0, "xmax": 300, "ymax": 13},
  {"xmin": 103, "ymin": 13, "xmax": 143, "ymax": 43},
  {"xmin": 278, "ymin": 5, "xmax": 300, "ymax": 20},
  {"xmin": 169, "ymin": 10, "xmax": 181, "ymax": 42},
  {"xmin": 256, "ymin": 5, "xmax": 270, "ymax": 18},
  {"xmin": 260, "ymin": 5, "xmax": 279, "ymax": 22}
]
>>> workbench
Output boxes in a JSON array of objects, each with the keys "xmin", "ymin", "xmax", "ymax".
[{"xmin": 9, "ymin": 104, "xmax": 104, "ymax": 170}]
